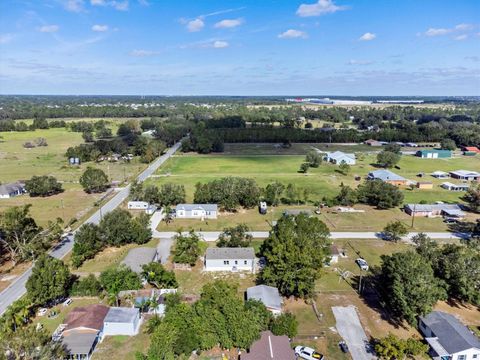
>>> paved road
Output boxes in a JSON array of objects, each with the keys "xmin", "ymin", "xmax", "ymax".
[
  {"xmin": 0, "ymin": 141, "xmax": 182, "ymax": 316},
  {"xmin": 332, "ymin": 306, "xmax": 376, "ymax": 360},
  {"xmin": 153, "ymin": 230, "xmax": 467, "ymax": 241}
]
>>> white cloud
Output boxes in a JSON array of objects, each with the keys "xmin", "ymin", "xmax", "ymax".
[
  {"xmin": 425, "ymin": 28, "xmax": 452, "ymax": 37},
  {"xmin": 62, "ymin": 0, "xmax": 85, "ymax": 12},
  {"xmin": 38, "ymin": 25, "xmax": 60, "ymax": 33},
  {"xmin": 278, "ymin": 29, "xmax": 307, "ymax": 39},
  {"xmin": 359, "ymin": 32, "xmax": 376, "ymax": 41},
  {"xmin": 92, "ymin": 24, "xmax": 109, "ymax": 32},
  {"xmin": 347, "ymin": 59, "xmax": 373, "ymax": 65},
  {"xmin": 0, "ymin": 34, "xmax": 14, "ymax": 44},
  {"xmin": 214, "ymin": 18, "xmax": 243, "ymax": 29},
  {"xmin": 296, "ymin": 0, "xmax": 348, "ymax": 17},
  {"xmin": 454, "ymin": 34, "xmax": 468, "ymax": 41},
  {"xmin": 129, "ymin": 49, "xmax": 158, "ymax": 57},
  {"xmin": 90, "ymin": 0, "xmax": 129, "ymax": 10},
  {"xmin": 455, "ymin": 23, "xmax": 474, "ymax": 31},
  {"xmin": 213, "ymin": 40, "xmax": 229, "ymax": 48},
  {"xmin": 187, "ymin": 18, "xmax": 204, "ymax": 32}
]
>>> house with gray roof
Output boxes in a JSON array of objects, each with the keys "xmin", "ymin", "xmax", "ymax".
[
  {"xmin": 449, "ymin": 170, "xmax": 480, "ymax": 181},
  {"xmin": 0, "ymin": 182, "xmax": 26, "ymax": 199},
  {"xmin": 367, "ymin": 169, "xmax": 408, "ymax": 186},
  {"xmin": 175, "ymin": 204, "xmax": 218, "ymax": 219},
  {"xmin": 324, "ymin": 151, "xmax": 356, "ymax": 165},
  {"xmin": 103, "ymin": 307, "xmax": 141, "ymax": 336},
  {"xmin": 204, "ymin": 247, "xmax": 256, "ymax": 273},
  {"xmin": 62, "ymin": 332, "xmax": 99, "ymax": 360},
  {"xmin": 121, "ymin": 247, "xmax": 158, "ymax": 274},
  {"xmin": 246, "ymin": 285, "xmax": 282, "ymax": 315},
  {"xmin": 419, "ymin": 311, "xmax": 480, "ymax": 360},
  {"xmin": 404, "ymin": 204, "xmax": 465, "ymax": 218}
]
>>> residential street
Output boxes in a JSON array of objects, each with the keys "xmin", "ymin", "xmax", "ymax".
[{"xmin": 0, "ymin": 141, "xmax": 182, "ymax": 316}]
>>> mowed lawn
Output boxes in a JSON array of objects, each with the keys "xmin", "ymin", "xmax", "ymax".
[
  {"xmin": 150, "ymin": 152, "xmax": 480, "ymax": 231},
  {"xmin": 0, "ymin": 127, "xmax": 147, "ymax": 226}
]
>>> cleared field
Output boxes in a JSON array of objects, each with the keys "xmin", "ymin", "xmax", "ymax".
[
  {"xmin": 0, "ymin": 128, "xmax": 147, "ymax": 226},
  {"xmin": 150, "ymin": 152, "xmax": 480, "ymax": 231}
]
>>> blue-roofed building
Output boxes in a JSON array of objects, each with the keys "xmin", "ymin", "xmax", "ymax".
[
  {"xmin": 367, "ymin": 170, "xmax": 408, "ymax": 186},
  {"xmin": 419, "ymin": 311, "xmax": 480, "ymax": 360}
]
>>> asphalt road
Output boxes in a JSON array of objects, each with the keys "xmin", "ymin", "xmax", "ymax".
[
  {"xmin": 332, "ymin": 306, "xmax": 376, "ymax": 360},
  {"xmin": 0, "ymin": 141, "xmax": 182, "ymax": 316},
  {"xmin": 153, "ymin": 230, "xmax": 467, "ymax": 241}
]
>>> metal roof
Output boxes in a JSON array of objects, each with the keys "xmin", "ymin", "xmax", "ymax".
[
  {"xmin": 247, "ymin": 285, "xmax": 282, "ymax": 311},
  {"xmin": 368, "ymin": 169, "xmax": 406, "ymax": 182},
  {"xmin": 405, "ymin": 204, "xmax": 461, "ymax": 212},
  {"xmin": 326, "ymin": 151, "xmax": 355, "ymax": 161},
  {"xmin": 121, "ymin": 247, "xmax": 157, "ymax": 273},
  {"xmin": 449, "ymin": 170, "xmax": 480, "ymax": 177},
  {"xmin": 62, "ymin": 333, "xmax": 98, "ymax": 356},
  {"xmin": 420, "ymin": 311, "xmax": 480, "ymax": 354},
  {"xmin": 104, "ymin": 307, "xmax": 139, "ymax": 323},
  {"xmin": 176, "ymin": 204, "xmax": 218, "ymax": 212},
  {"xmin": 205, "ymin": 247, "xmax": 255, "ymax": 260}
]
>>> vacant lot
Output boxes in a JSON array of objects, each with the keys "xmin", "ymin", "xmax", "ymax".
[
  {"xmin": 0, "ymin": 127, "xmax": 146, "ymax": 226},
  {"xmin": 150, "ymin": 151, "xmax": 479, "ymax": 231}
]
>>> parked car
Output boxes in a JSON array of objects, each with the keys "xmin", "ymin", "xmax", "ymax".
[
  {"xmin": 339, "ymin": 341, "xmax": 349, "ymax": 353},
  {"xmin": 294, "ymin": 346, "xmax": 324, "ymax": 360},
  {"xmin": 37, "ymin": 308, "xmax": 48, "ymax": 316},
  {"xmin": 62, "ymin": 298, "xmax": 73, "ymax": 307},
  {"xmin": 355, "ymin": 258, "xmax": 369, "ymax": 271}
]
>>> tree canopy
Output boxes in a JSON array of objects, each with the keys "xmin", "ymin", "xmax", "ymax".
[
  {"xmin": 172, "ymin": 230, "xmax": 201, "ymax": 266},
  {"xmin": 24, "ymin": 176, "xmax": 63, "ymax": 197},
  {"xmin": 79, "ymin": 167, "xmax": 109, "ymax": 193},
  {"xmin": 217, "ymin": 224, "xmax": 253, "ymax": 248},
  {"xmin": 260, "ymin": 214, "xmax": 330, "ymax": 298}
]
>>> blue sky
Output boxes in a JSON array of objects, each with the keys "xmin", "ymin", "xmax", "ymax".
[{"xmin": 0, "ymin": 0, "xmax": 479, "ymax": 95}]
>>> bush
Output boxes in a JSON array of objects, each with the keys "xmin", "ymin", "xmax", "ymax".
[
  {"xmin": 70, "ymin": 274, "xmax": 103, "ymax": 296},
  {"xmin": 25, "ymin": 175, "xmax": 63, "ymax": 197}
]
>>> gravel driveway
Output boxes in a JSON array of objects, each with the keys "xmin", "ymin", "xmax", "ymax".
[{"xmin": 332, "ymin": 306, "xmax": 376, "ymax": 360}]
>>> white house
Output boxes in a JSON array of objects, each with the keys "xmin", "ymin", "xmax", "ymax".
[
  {"xmin": 324, "ymin": 151, "xmax": 356, "ymax": 165},
  {"xmin": 204, "ymin": 247, "xmax": 256, "ymax": 273},
  {"xmin": 246, "ymin": 285, "xmax": 283, "ymax": 315},
  {"xmin": 0, "ymin": 182, "xmax": 26, "ymax": 199},
  {"xmin": 103, "ymin": 307, "xmax": 141, "ymax": 337},
  {"xmin": 431, "ymin": 171, "xmax": 450, "ymax": 179},
  {"xmin": 127, "ymin": 201, "xmax": 149, "ymax": 210},
  {"xmin": 441, "ymin": 182, "xmax": 470, "ymax": 192},
  {"xmin": 449, "ymin": 170, "xmax": 480, "ymax": 181},
  {"xmin": 419, "ymin": 311, "xmax": 480, "ymax": 360},
  {"xmin": 175, "ymin": 204, "xmax": 218, "ymax": 219}
]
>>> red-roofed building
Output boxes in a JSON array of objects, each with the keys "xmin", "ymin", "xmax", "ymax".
[{"xmin": 462, "ymin": 146, "xmax": 480, "ymax": 153}]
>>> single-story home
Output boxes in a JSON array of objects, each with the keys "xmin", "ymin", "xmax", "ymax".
[
  {"xmin": 61, "ymin": 304, "xmax": 110, "ymax": 360},
  {"xmin": 246, "ymin": 285, "xmax": 283, "ymax": 315},
  {"xmin": 121, "ymin": 247, "xmax": 159, "ymax": 274},
  {"xmin": 241, "ymin": 331, "xmax": 296, "ymax": 360},
  {"xmin": 364, "ymin": 139, "xmax": 383, "ymax": 147},
  {"xmin": 204, "ymin": 247, "xmax": 256, "ymax": 273},
  {"xmin": 431, "ymin": 171, "xmax": 450, "ymax": 179},
  {"xmin": 127, "ymin": 201, "xmax": 149, "ymax": 210},
  {"xmin": 324, "ymin": 151, "xmax": 356, "ymax": 165},
  {"xmin": 283, "ymin": 209, "xmax": 312, "ymax": 217},
  {"xmin": 416, "ymin": 149, "xmax": 452, "ymax": 159},
  {"xmin": 419, "ymin": 311, "xmax": 480, "ymax": 360},
  {"xmin": 416, "ymin": 181, "xmax": 434, "ymax": 189},
  {"xmin": 367, "ymin": 170, "xmax": 408, "ymax": 186},
  {"xmin": 441, "ymin": 182, "xmax": 470, "ymax": 192},
  {"xmin": 0, "ymin": 182, "xmax": 26, "ymax": 199},
  {"xmin": 103, "ymin": 307, "xmax": 141, "ymax": 336},
  {"xmin": 404, "ymin": 204, "xmax": 465, "ymax": 218},
  {"xmin": 449, "ymin": 170, "xmax": 480, "ymax": 181},
  {"xmin": 175, "ymin": 204, "xmax": 218, "ymax": 219},
  {"xmin": 461, "ymin": 146, "xmax": 480, "ymax": 153}
]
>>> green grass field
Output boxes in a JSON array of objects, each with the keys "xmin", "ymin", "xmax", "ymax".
[
  {"xmin": 150, "ymin": 150, "xmax": 480, "ymax": 231},
  {"xmin": 0, "ymin": 127, "xmax": 147, "ymax": 225}
]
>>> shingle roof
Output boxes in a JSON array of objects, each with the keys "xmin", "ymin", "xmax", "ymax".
[
  {"xmin": 0, "ymin": 182, "xmax": 25, "ymax": 196},
  {"xmin": 420, "ymin": 311, "xmax": 480, "ymax": 354},
  {"xmin": 121, "ymin": 247, "xmax": 157, "ymax": 273},
  {"xmin": 62, "ymin": 332, "xmax": 98, "ymax": 355},
  {"xmin": 368, "ymin": 169, "xmax": 406, "ymax": 182},
  {"xmin": 176, "ymin": 204, "xmax": 218, "ymax": 212},
  {"xmin": 247, "ymin": 285, "xmax": 282, "ymax": 311},
  {"xmin": 242, "ymin": 331, "xmax": 295, "ymax": 360},
  {"xmin": 64, "ymin": 304, "xmax": 109, "ymax": 332},
  {"xmin": 205, "ymin": 247, "xmax": 255, "ymax": 260},
  {"xmin": 104, "ymin": 307, "xmax": 139, "ymax": 323}
]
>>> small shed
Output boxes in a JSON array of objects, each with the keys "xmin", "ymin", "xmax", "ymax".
[
  {"xmin": 431, "ymin": 171, "xmax": 450, "ymax": 179},
  {"xmin": 103, "ymin": 307, "xmax": 141, "ymax": 336},
  {"xmin": 330, "ymin": 245, "xmax": 341, "ymax": 264},
  {"xmin": 417, "ymin": 182, "xmax": 434, "ymax": 189}
]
